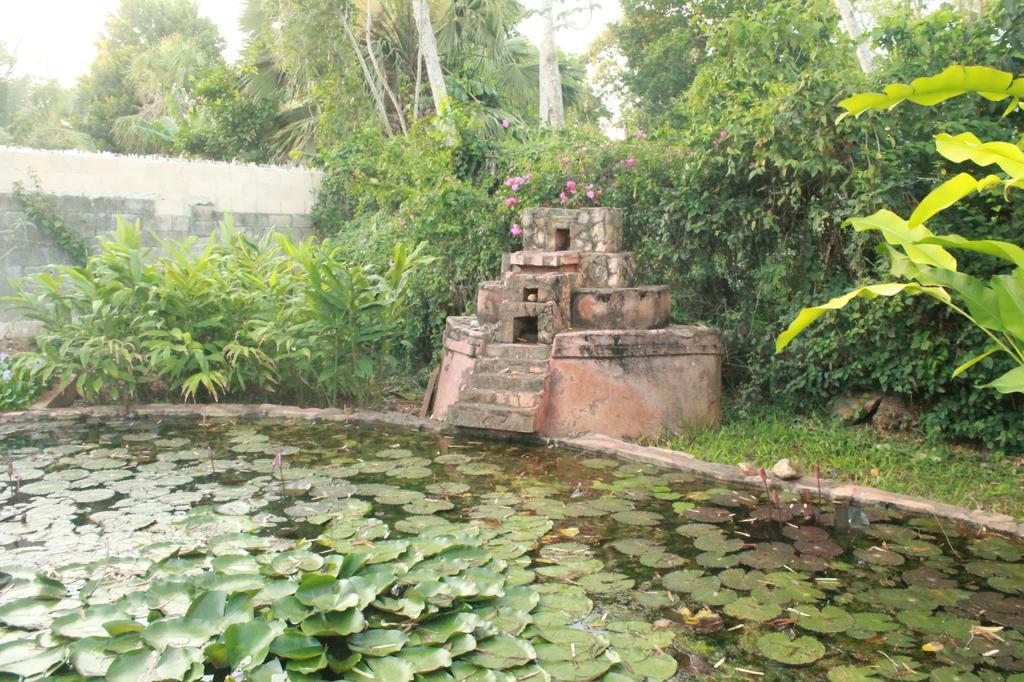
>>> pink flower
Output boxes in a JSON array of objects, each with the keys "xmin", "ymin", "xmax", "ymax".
[
  {"xmin": 559, "ymin": 192, "xmax": 569, "ymax": 204},
  {"xmin": 502, "ymin": 119, "xmax": 510, "ymax": 129},
  {"xmin": 505, "ymin": 197, "xmax": 518, "ymax": 206},
  {"xmin": 586, "ymin": 191, "xmax": 595, "ymax": 200},
  {"xmin": 633, "ymin": 130, "xmax": 647, "ymax": 139},
  {"xmin": 566, "ymin": 180, "xmax": 576, "ymax": 193},
  {"xmin": 511, "ymin": 223, "xmax": 522, "ymax": 236},
  {"xmin": 597, "ymin": 189, "xmax": 603, "ymax": 196},
  {"xmin": 525, "ymin": 173, "xmax": 533, "ymax": 180},
  {"xmin": 272, "ymin": 452, "xmax": 283, "ymax": 469},
  {"xmin": 504, "ymin": 178, "xmax": 514, "ymax": 186},
  {"xmin": 624, "ymin": 157, "xmax": 635, "ymax": 168},
  {"xmin": 511, "ymin": 184, "xmax": 520, "ymax": 191}
]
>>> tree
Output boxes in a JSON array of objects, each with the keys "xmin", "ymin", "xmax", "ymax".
[
  {"xmin": 833, "ymin": 0, "xmax": 874, "ymax": 73},
  {"xmin": 413, "ymin": 0, "xmax": 450, "ymax": 117},
  {"xmin": 76, "ymin": 0, "xmax": 225, "ymax": 150},
  {"xmin": 538, "ymin": 0, "xmax": 564, "ymax": 127}
]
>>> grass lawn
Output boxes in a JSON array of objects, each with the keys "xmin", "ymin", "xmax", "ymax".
[{"xmin": 648, "ymin": 403, "xmax": 1024, "ymax": 521}]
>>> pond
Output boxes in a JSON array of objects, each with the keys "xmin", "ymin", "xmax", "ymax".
[{"xmin": 0, "ymin": 416, "xmax": 1022, "ymax": 681}]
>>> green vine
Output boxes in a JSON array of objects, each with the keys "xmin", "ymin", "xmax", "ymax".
[{"xmin": 12, "ymin": 174, "xmax": 91, "ymax": 266}]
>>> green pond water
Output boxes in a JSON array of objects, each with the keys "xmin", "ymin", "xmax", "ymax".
[{"xmin": 0, "ymin": 416, "xmax": 1022, "ymax": 681}]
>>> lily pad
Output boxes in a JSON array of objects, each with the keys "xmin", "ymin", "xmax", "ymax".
[{"xmin": 756, "ymin": 632, "xmax": 826, "ymax": 665}]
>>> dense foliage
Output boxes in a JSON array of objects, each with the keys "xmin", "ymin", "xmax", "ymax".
[
  {"xmin": 778, "ymin": 66, "xmax": 1024, "ymax": 394},
  {"xmin": 4, "ymin": 219, "xmax": 428, "ymax": 407},
  {"xmin": 0, "ymin": 352, "xmax": 45, "ymax": 411},
  {"xmin": 310, "ymin": 0, "xmax": 1023, "ymax": 451}
]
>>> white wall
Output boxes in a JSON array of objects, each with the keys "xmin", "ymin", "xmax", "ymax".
[{"xmin": 0, "ymin": 146, "xmax": 323, "ymax": 217}]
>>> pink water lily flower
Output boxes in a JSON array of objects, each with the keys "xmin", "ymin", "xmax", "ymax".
[{"xmin": 272, "ymin": 452, "xmax": 283, "ymax": 468}]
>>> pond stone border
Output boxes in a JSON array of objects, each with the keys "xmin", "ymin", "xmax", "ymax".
[{"xmin": 3, "ymin": 403, "xmax": 1021, "ymax": 540}]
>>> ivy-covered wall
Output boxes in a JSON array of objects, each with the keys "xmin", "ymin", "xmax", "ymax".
[{"xmin": 0, "ymin": 146, "xmax": 323, "ymax": 341}]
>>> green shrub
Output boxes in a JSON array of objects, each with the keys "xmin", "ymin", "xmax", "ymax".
[
  {"xmin": 0, "ymin": 352, "xmax": 46, "ymax": 411},
  {"xmin": 3, "ymin": 217, "xmax": 427, "ymax": 408}
]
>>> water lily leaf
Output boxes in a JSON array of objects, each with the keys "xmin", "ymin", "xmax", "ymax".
[
  {"xmin": 691, "ymin": 584, "xmax": 737, "ymax": 606},
  {"xmin": 756, "ymin": 632, "xmax": 825, "ymax": 665},
  {"xmin": 300, "ymin": 608, "xmax": 366, "ymax": 637},
  {"xmin": 611, "ymin": 510, "xmax": 662, "ymax": 526},
  {"xmin": 465, "ymin": 635, "xmax": 536, "ymax": 669},
  {"xmin": 270, "ymin": 630, "xmax": 324, "ymax": 660},
  {"xmin": 141, "ymin": 616, "xmax": 216, "ymax": 650},
  {"xmin": 270, "ymin": 550, "xmax": 324, "ymax": 576},
  {"xmin": 828, "ymin": 665, "xmax": 879, "ymax": 681},
  {"xmin": 68, "ymin": 636, "xmax": 117, "ymax": 676},
  {"xmin": 928, "ymin": 667, "xmax": 982, "ymax": 682},
  {"xmin": 693, "ymin": 533, "xmax": 745, "ymax": 553},
  {"xmin": 855, "ymin": 547, "xmax": 905, "ymax": 566},
  {"xmin": 661, "ymin": 569, "xmax": 707, "ymax": 593},
  {"xmin": 577, "ymin": 572, "xmax": 634, "ymax": 594},
  {"xmin": 536, "ymin": 558, "xmax": 604, "ymax": 580},
  {"xmin": 53, "ymin": 603, "xmax": 129, "ymax": 638},
  {"xmin": 613, "ymin": 648, "xmax": 678, "ymax": 680},
  {"xmin": 396, "ymin": 645, "xmax": 452, "ymax": 672},
  {"xmin": 724, "ymin": 596, "xmax": 783, "ymax": 622},
  {"xmin": 0, "ymin": 597, "xmax": 59, "ymax": 628},
  {"xmin": 224, "ymin": 619, "xmax": 285, "ymax": 671},
  {"xmin": 0, "ymin": 639, "xmax": 64, "ymax": 677},
  {"xmin": 349, "ymin": 655, "xmax": 414, "ymax": 681},
  {"xmin": 348, "ymin": 629, "xmax": 410, "ymax": 656},
  {"xmin": 542, "ymin": 656, "xmax": 614, "ymax": 680},
  {"xmin": 409, "ymin": 612, "xmax": 480, "ymax": 645},
  {"xmin": 294, "ymin": 575, "xmax": 360, "ymax": 611},
  {"xmin": 795, "ymin": 605, "xmax": 855, "ymax": 633}
]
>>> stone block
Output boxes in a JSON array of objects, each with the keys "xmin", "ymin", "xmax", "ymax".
[
  {"xmin": 571, "ymin": 286, "xmax": 671, "ymax": 330},
  {"xmin": 521, "ymin": 207, "xmax": 623, "ymax": 253},
  {"xmin": 496, "ymin": 300, "xmax": 567, "ymax": 344},
  {"xmin": 541, "ymin": 325, "xmax": 724, "ymax": 438},
  {"xmin": 578, "ymin": 252, "xmax": 636, "ymax": 287},
  {"xmin": 476, "ymin": 281, "xmax": 507, "ymax": 324}
]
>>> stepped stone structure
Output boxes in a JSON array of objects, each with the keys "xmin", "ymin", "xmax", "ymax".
[{"xmin": 432, "ymin": 207, "xmax": 723, "ymax": 438}]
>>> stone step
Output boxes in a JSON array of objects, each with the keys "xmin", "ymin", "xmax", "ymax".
[
  {"xmin": 468, "ymin": 372, "xmax": 547, "ymax": 392},
  {"xmin": 474, "ymin": 357, "xmax": 548, "ymax": 375},
  {"xmin": 482, "ymin": 343, "xmax": 551, "ymax": 362},
  {"xmin": 448, "ymin": 403, "xmax": 541, "ymax": 433},
  {"xmin": 460, "ymin": 387, "xmax": 543, "ymax": 409}
]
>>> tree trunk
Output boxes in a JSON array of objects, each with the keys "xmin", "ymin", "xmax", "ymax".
[
  {"xmin": 340, "ymin": 11, "xmax": 393, "ymax": 136},
  {"xmin": 365, "ymin": 1, "xmax": 407, "ymax": 135},
  {"xmin": 412, "ymin": 0, "xmax": 449, "ymax": 116},
  {"xmin": 834, "ymin": 0, "xmax": 874, "ymax": 74},
  {"xmin": 538, "ymin": 0, "xmax": 565, "ymax": 127}
]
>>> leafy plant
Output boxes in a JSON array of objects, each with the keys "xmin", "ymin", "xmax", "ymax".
[
  {"xmin": 12, "ymin": 175, "xmax": 91, "ymax": 266},
  {"xmin": 3, "ymin": 216, "xmax": 427, "ymax": 407},
  {"xmin": 777, "ymin": 66, "xmax": 1024, "ymax": 394},
  {"xmin": 0, "ymin": 352, "xmax": 46, "ymax": 411}
]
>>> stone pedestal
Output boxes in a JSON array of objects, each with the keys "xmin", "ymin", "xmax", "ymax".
[{"xmin": 434, "ymin": 207, "xmax": 723, "ymax": 437}]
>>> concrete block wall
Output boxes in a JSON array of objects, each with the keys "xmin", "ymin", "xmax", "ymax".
[{"xmin": 0, "ymin": 146, "xmax": 324, "ymax": 339}]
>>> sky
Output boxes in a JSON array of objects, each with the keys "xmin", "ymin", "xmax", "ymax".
[{"xmin": 0, "ymin": 1, "xmax": 621, "ymax": 87}]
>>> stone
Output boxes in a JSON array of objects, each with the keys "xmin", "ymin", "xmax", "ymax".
[
  {"xmin": 432, "ymin": 206, "xmax": 723, "ymax": 437},
  {"xmin": 830, "ymin": 393, "xmax": 882, "ymax": 424},
  {"xmin": 771, "ymin": 458, "xmax": 802, "ymax": 481},
  {"xmin": 873, "ymin": 397, "xmax": 918, "ymax": 432}
]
